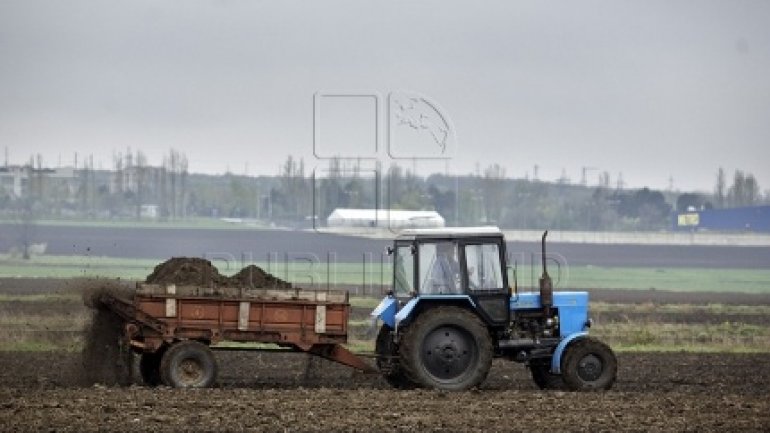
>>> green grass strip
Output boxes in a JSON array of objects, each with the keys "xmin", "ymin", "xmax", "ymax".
[{"xmin": 1, "ymin": 254, "xmax": 769, "ymax": 293}]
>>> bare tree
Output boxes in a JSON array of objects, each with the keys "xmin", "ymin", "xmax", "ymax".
[
  {"xmin": 744, "ymin": 174, "xmax": 760, "ymax": 206},
  {"xmin": 599, "ymin": 171, "xmax": 611, "ymax": 189},
  {"xmin": 135, "ymin": 150, "xmax": 147, "ymax": 220},
  {"xmin": 727, "ymin": 170, "xmax": 760, "ymax": 207},
  {"xmin": 170, "ymin": 150, "xmax": 178, "ymax": 219},
  {"xmin": 157, "ymin": 149, "xmax": 189, "ymax": 220},
  {"xmin": 714, "ymin": 167, "xmax": 726, "ymax": 208},
  {"xmin": 179, "ymin": 152, "xmax": 188, "ymax": 218},
  {"xmin": 482, "ymin": 163, "xmax": 506, "ymax": 223},
  {"xmin": 728, "ymin": 170, "xmax": 744, "ymax": 207},
  {"xmin": 13, "ymin": 197, "xmax": 37, "ymax": 260}
]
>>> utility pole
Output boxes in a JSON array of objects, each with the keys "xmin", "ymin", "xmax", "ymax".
[{"xmin": 581, "ymin": 166, "xmax": 597, "ymax": 186}]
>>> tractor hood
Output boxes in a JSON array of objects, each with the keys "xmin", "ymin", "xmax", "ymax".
[{"xmin": 510, "ymin": 291, "xmax": 590, "ymax": 337}]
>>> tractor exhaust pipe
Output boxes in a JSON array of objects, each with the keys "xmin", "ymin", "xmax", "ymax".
[{"xmin": 539, "ymin": 231, "xmax": 553, "ymax": 316}]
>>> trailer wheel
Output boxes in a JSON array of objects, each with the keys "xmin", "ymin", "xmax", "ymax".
[
  {"xmin": 160, "ymin": 341, "xmax": 218, "ymax": 388},
  {"xmin": 375, "ymin": 325, "xmax": 418, "ymax": 389},
  {"xmin": 529, "ymin": 361, "xmax": 564, "ymax": 390},
  {"xmin": 139, "ymin": 351, "xmax": 163, "ymax": 387},
  {"xmin": 400, "ymin": 306, "xmax": 492, "ymax": 391},
  {"xmin": 561, "ymin": 337, "xmax": 617, "ymax": 391}
]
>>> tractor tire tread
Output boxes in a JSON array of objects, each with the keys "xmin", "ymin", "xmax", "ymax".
[
  {"xmin": 159, "ymin": 340, "xmax": 218, "ymax": 388},
  {"xmin": 399, "ymin": 306, "xmax": 493, "ymax": 391},
  {"xmin": 561, "ymin": 336, "xmax": 617, "ymax": 392}
]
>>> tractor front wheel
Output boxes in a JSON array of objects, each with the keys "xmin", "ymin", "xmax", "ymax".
[
  {"xmin": 159, "ymin": 340, "xmax": 218, "ymax": 388},
  {"xmin": 561, "ymin": 337, "xmax": 617, "ymax": 391},
  {"xmin": 400, "ymin": 306, "xmax": 493, "ymax": 391}
]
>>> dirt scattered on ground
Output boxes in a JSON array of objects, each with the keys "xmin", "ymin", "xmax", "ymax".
[
  {"xmin": 80, "ymin": 279, "xmax": 135, "ymax": 308},
  {"xmin": 0, "ymin": 352, "xmax": 769, "ymax": 431},
  {"xmin": 76, "ymin": 279, "xmax": 136, "ymax": 386},
  {"xmin": 80, "ymin": 308, "xmax": 131, "ymax": 386}
]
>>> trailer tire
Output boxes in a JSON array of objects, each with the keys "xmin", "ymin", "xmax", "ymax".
[
  {"xmin": 160, "ymin": 341, "xmax": 218, "ymax": 388},
  {"xmin": 400, "ymin": 306, "xmax": 492, "ymax": 391},
  {"xmin": 375, "ymin": 325, "xmax": 418, "ymax": 389},
  {"xmin": 140, "ymin": 351, "xmax": 163, "ymax": 387},
  {"xmin": 561, "ymin": 337, "xmax": 617, "ymax": 391}
]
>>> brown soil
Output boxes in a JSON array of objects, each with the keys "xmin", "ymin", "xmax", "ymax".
[
  {"xmin": 0, "ymin": 351, "xmax": 768, "ymax": 431},
  {"xmin": 229, "ymin": 264, "xmax": 292, "ymax": 289},
  {"xmin": 145, "ymin": 257, "xmax": 291, "ymax": 288},
  {"xmin": 76, "ymin": 279, "xmax": 136, "ymax": 386},
  {"xmin": 1, "ymin": 277, "xmax": 769, "ymax": 430}
]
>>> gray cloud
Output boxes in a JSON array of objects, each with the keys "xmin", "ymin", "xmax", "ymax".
[{"xmin": 1, "ymin": 0, "xmax": 768, "ymax": 190}]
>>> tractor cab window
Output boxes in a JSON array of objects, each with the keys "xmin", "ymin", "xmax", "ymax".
[
  {"xmin": 419, "ymin": 241, "xmax": 461, "ymax": 295},
  {"xmin": 393, "ymin": 245, "xmax": 415, "ymax": 296},
  {"xmin": 464, "ymin": 243, "xmax": 503, "ymax": 291}
]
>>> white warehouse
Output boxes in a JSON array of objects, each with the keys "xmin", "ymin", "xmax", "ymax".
[{"xmin": 327, "ymin": 208, "xmax": 445, "ymax": 229}]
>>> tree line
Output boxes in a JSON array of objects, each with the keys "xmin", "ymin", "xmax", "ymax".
[{"xmin": 2, "ymin": 153, "xmax": 767, "ymax": 232}]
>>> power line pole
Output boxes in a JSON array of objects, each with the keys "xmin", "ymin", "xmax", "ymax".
[{"xmin": 581, "ymin": 166, "xmax": 597, "ymax": 186}]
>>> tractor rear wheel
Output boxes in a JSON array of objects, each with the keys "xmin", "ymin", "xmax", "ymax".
[
  {"xmin": 139, "ymin": 350, "xmax": 163, "ymax": 387},
  {"xmin": 160, "ymin": 340, "xmax": 218, "ymax": 388},
  {"xmin": 400, "ymin": 306, "xmax": 493, "ymax": 391},
  {"xmin": 561, "ymin": 337, "xmax": 617, "ymax": 391},
  {"xmin": 529, "ymin": 360, "xmax": 565, "ymax": 390},
  {"xmin": 375, "ymin": 325, "xmax": 418, "ymax": 389}
]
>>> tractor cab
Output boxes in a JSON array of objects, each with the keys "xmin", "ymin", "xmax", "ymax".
[{"xmin": 388, "ymin": 226, "xmax": 511, "ymax": 327}]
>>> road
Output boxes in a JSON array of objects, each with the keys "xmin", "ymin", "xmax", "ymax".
[{"xmin": 1, "ymin": 224, "xmax": 769, "ymax": 268}]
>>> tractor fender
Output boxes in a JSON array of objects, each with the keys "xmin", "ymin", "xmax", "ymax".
[
  {"xmin": 550, "ymin": 331, "xmax": 588, "ymax": 374},
  {"xmin": 370, "ymin": 296, "xmax": 398, "ymax": 329},
  {"xmin": 394, "ymin": 295, "xmax": 477, "ymax": 331}
]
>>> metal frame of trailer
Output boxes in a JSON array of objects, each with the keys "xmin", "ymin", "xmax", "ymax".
[{"xmin": 101, "ymin": 283, "xmax": 375, "ymax": 381}]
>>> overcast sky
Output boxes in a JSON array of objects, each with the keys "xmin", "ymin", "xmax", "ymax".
[{"xmin": 1, "ymin": 0, "xmax": 768, "ymax": 192}]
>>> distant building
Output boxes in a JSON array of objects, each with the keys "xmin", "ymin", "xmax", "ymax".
[
  {"xmin": 0, "ymin": 165, "xmax": 77, "ymax": 198},
  {"xmin": 673, "ymin": 205, "xmax": 770, "ymax": 233},
  {"xmin": 140, "ymin": 204, "xmax": 160, "ymax": 219},
  {"xmin": 0, "ymin": 165, "xmax": 27, "ymax": 197},
  {"xmin": 110, "ymin": 165, "xmax": 162, "ymax": 194},
  {"xmin": 327, "ymin": 208, "xmax": 445, "ymax": 229}
]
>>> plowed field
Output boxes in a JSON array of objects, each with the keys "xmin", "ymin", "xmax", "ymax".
[
  {"xmin": 0, "ymin": 351, "xmax": 768, "ymax": 432},
  {"xmin": 1, "ymin": 277, "xmax": 769, "ymax": 432}
]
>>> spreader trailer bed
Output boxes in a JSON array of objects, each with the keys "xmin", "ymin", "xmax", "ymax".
[{"xmin": 99, "ymin": 283, "xmax": 375, "ymax": 387}]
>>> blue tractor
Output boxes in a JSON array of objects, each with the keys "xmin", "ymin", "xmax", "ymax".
[{"xmin": 371, "ymin": 227, "xmax": 617, "ymax": 391}]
